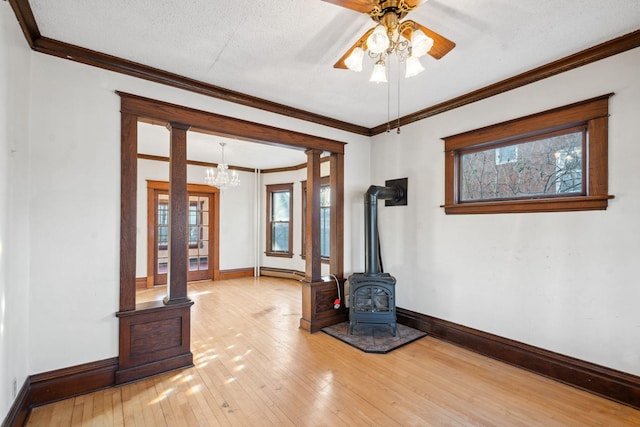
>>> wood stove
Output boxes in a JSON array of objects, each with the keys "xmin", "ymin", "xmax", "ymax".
[
  {"xmin": 348, "ymin": 272, "xmax": 396, "ymax": 335},
  {"xmin": 348, "ymin": 182, "xmax": 406, "ymax": 336}
]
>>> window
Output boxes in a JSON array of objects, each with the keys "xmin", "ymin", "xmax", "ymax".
[
  {"xmin": 266, "ymin": 183, "xmax": 293, "ymax": 257},
  {"xmin": 442, "ymin": 95, "xmax": 613, "ymax": 214},
  {"xmin": 301, "ymin": 177, "xmax": 331, "ymax": 260}
]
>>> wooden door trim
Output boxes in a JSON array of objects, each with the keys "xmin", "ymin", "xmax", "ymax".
[{"xmin": 146, "ymin": 180, "xmax": 220, "ymax": 285}]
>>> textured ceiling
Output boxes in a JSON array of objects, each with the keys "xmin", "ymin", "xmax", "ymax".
[{"xmin": 24, "ymin": 0, "xmax": 640, "ymax": 167}]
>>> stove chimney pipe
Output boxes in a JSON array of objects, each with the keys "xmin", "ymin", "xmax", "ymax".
[{"xmin": 364, "ymin": 184, "xmax": 404, "ymax": 276}]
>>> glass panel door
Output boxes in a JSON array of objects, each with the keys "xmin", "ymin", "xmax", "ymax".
[
  {"xmin": 152, "ymin": 190, "xmax": 213, "ymax": 285},
  {"xmin": 155, "ymin": 193, "xmax": 169, "ymax": 285},
  {"xmin": 187, "ymin": 194, "xmax": 210, "ymax": 281}
]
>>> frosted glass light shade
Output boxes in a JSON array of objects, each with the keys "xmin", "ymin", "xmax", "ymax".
[
  {"xmin": 367, "ymin": 25, "xmax": 390, "ymax": 54},
  {"xmin": 344, "ymin": 46, "xmax": 364, "ymax": 72},
  {"xmin": 405, "ymin": 55, "xmax": 425, "ymax": 78},
  {"xmin": 369, "ymin": 60, "xmax": 387, "ymax": 83},
  {"xmin": 411, "ymin": 29, "xmax": 434, "ymax": 57}
]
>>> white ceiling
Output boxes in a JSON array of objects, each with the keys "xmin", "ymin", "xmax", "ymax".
[
  {"xmin": 138, "ymin": 122, "xmax": 307, "ymax": 169},
  {"xmin": 27, "ymin": 0, "xmax": 640, "ymax": 168}
]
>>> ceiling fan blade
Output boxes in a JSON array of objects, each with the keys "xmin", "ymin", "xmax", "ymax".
[
  {"xmin": 403, "ymin": 0, "xmax": 429, "ymax": 8},
  {"xmin": 334, "ymin": 27, "xmax": 375, "ymax": 69},
  {"xmin": 401, "ymin": 20, "xmax": 456, "ymax": 60},
  {"xmin": 321, "ymin": 0, "xmax": 378, "ymax": 14}
]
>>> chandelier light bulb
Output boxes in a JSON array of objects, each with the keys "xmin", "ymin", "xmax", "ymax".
[
  {"xmin": 344, "ymin": 46, "xmax": 365, "ymax": 72},
  {"xmin": 204, "ymin": 142, "xmax": 240, "ymax": 190},
  {"xmin": 367, "ymin": 25, "xmax": 390, "ymax": 54},
  {"xmin": 411, "ymin": 29, "xmax": 434, "ymax": 58},
  {"xmin": 369, "ymin": 60, "xmax": 387, "ymax": 83},
  {"xmin": 405, "ymin": 55, "xmax": 425, "ymax": 78}
]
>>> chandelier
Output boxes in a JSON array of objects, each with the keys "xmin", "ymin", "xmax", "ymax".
[
  {"xmin": 343, "ymin": 12, "xmax": 434, "ymax": 82},
  {"xmin": 204, "ymin": 142, "xmax": 240, "ymax": 190}
]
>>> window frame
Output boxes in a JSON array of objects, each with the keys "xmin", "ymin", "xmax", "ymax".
[
  {"xmin": 301, "ymin": 176, "xmax": 331, "ymax": 262},
  {"xmin": 266, "ymin": 183, "xmax": 294, "ymax": 257},
  {"xmin": 442, "ymin": 94, "xmax": 614, "ymax": 214}
]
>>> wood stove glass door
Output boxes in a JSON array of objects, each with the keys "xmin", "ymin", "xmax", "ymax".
[{"xmin": 354, "ymin": 286, "xmax": 391, "ymax": 313}]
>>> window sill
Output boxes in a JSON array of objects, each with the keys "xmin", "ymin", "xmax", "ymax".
[
  {"xmin": 441, "ymin": 195, "xmax": 614, "ymax": 215},
  {"xmin": 265, "ymin": 252, "xmax": 294, "ymax": 258}
]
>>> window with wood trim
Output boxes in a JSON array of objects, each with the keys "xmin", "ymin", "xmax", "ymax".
[
  {"xmin": 442, "ymin": 95, "xmax": 614, "ymax": 214},
  {"xmin": 301, "ymin": 177, "xmax": 331, "ymax": 261},
  {"xmin": 266, "ymin": 183, "xmax": 293, "ymax": 257}
]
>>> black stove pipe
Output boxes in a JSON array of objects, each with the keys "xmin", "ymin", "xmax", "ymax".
[{"xmin": 364, "ymin": 185, "xmax": 404, "ymax": 276}]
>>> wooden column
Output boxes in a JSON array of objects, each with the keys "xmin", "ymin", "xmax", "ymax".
[
  {"xmin": 119, "ymin": 112, "xmax": 138, "ymax": 312},
  {"xmin": 304, "ymin": 149, "xmax": 322, "ymax": 282},
  {"xmin": 116, "ymin": 113, "xmax": 193, "ymax": 384},
  {"xmin": 300, "ymin": 150, "xmax": 348, "ymax": 332},
  {"xmin": 165, "ymin": 122, "xmax": 190, "ymax": 304},
  {"xmin": 329, "ymin": 153, "xmax": 344, "ymax": 278}
]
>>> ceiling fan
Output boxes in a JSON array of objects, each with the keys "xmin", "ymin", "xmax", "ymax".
[{"xmin": 323, "ymin": 0, "xmax": 455, "ymax": 81}]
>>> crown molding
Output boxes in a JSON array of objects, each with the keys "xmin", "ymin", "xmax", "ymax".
[
  {"xmin": 370, "ymin": 29, "xmax": 640, "ymax": 135},
  {"xmin": 8, "ymin": 0, "xmax": 370, "ymax": 136},
  {"xmin": 7, "ymin": 1, "xmax": 640, "ymax": 137}
]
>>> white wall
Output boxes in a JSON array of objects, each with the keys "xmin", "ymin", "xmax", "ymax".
[
  {"xmin": 370, "ymin": 47, "xmax": 640, "ymax": 376},
  {"xmin": 0, "ymin": 3, "xmax": 32, "ymax": 420},
  {"xmin": 22, "ymin": 44, "xmax": 368, "ymax": 376}
]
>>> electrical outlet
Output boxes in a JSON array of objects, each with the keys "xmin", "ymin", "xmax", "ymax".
[{"xmin": 12, "ymin": 378, "xmax": 17, "ymax": 399}]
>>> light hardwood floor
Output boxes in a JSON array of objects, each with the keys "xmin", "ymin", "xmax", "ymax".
[{"xmin": 27, "ymin": 277, "xmax": 639, "ymax": 426}]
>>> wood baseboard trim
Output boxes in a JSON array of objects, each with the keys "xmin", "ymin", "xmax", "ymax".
[
  {"xmin": 1, "ymin": 377, "xmax": 30, "ymax": 427},
  {"xmin": 397, "ymin": 307, "xmax": 640, "ymax": 410},
  {"xmin": 135, "ymin": 277, "xmax": 147, "ymax": 289},
  {"xmin": 28, "ymin": 357, "xmax": 118, "ymax": 408},
  {"xmin": 259, "ymin": 267, "xmax": 305, "ymax": 281},
  {"xmin": 115, "ymin": 353, "xmax": 194, "ymax": 385},
  {"xmin": 1, "ymin": 358, "xmax": 119, "ymax": 427},
  {"xmin": 218, "ymin": 268, "xmax": 255, "ymax": 280}
]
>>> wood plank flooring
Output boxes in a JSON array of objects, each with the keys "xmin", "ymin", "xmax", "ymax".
[{"xmin": 27, "ymin": 277, "xmax": 640, "ymax": 426}]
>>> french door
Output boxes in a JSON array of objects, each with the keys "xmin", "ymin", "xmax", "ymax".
[{"xmin": 147, "ymin": 181, "xmax": 219, "ymax": 286}]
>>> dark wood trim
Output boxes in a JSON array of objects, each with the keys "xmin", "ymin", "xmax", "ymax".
[
  {"xmin": 135, "ymin": 277, "xmax": 147, "ymax": 290},
  {"xmin": 120, "ymin": 112, "xmax": 138, "ymax": 312},
  {"xmin": 300, "ymin": 278, "xmax": 348, "ymax": 333},
  {"xmin": 137, "ymin": 153, "xmax": 255, "ymax": 174},
  {"xmin": 304, "ymin": 150, "xmax": 322, "ymax": 283},
  {"xmin": 2, "ymin": 358, "xmax": 118, "ymax": 427},
  {"xmin": 146, "ymin": 180, "xmax": 220, "ymax": 284},
  {"xmin": 442, "ymin": 95, "xmax": 614, "ymax": 214},
  {"xmin": 116, "ymin": 300, "xmax": 194, "ymax": 384},
  {"xmin": 371, "ymin": 29, "xmax": 640, "ymax": 135},
  {"xmin": 7, "ymin": 0, "xmax": 640, "ymax": 137},
  {"xmin": 7, "ymin": 0, "xmax": 39, "ymax": 49},
  {"xmin": 166, "ymin": 123, "xmax": 189, "ymax": 303},
  {"xmin": 118, "ymin": 92, "xmax": 346, "ymax": 155},
  {"xmin": 219, "ymin": 268, "xmax": 255, "ymax": 280},
  {"xmin": 27, "ymin": 358, "xmax": 118, "ymax": 408},
  {"xmin": 16, "ymin": 29, "xmax": 370, "ymax": 135},
  {"xmin": 1, "ymin": 376, "xmax": 29, "ymax": 427},
  {"xmin": 262, "ymin": 157, "xmax": 331, "ymax": 174},
  {"xmin": 329, "ymin": 153, "xmax": 345, "ymax": 279},
  {"xmin": 265, "ymin": 183, "xmax": 294, "ymax": 258},
  {"xmin": 397, "ymin": 308, "xmax": 640, "ymax": 410}
]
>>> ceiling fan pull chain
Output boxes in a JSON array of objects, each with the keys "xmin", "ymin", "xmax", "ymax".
[
  {"xmin": 387, "ymin": 69, "xmax": 391, "ymax": 133},
  {"xmin": 397, "ymin": 58, "xmax": 401, "ymax": 134}
]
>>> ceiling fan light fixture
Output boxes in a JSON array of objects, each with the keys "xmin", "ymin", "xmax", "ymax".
[
  {"xmin": 405, "ymin": 55, "xmax": 425, "ymax": 78},
  {"xmin": 411, "ymin": 29, "xmax": 434, "ymax": 57},
  {"xmin": 369, "ymin": 60, "xmax": 387, "ymax": 83},
  {"xmin": 344, "ymin": 46, "xmax": 365, "ymax": 72},
  {"xmin": 367, "ymin": 25, "xmax": 390, "ymax": 54}
]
